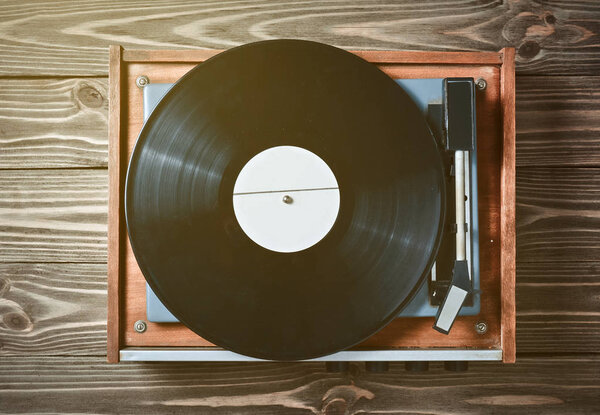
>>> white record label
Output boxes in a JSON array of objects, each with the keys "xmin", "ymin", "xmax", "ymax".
[{"xmin": 233, "ymin": 146, "xmax": 340, "ymax": 253}]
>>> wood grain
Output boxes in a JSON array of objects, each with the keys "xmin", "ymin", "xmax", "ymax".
[
  {"xmin": 0, "ymin": 263, "xmax": 107, "ymax": 356},
  {"xmin": 0, "ymin": 78, "xmax": 108, "ymax": 169},
  {"xmin": 0, "ymin": 0, "xmax": 598, "ymax": 76},
  {"xmin": 107, "ymin": 45, "xmax": 122, "ymax": 363},
  {"xmin": 0, "ymin": 169, "xmax": 107, "ymax": 263},
  {"xmin": 516, "ymin": 261, "xmax": 600, "ymax": 354},
  {"xmin": 516, "ymin": 76, "xmax": 600, "ymax": 167},
  {"xmin": 500, "ymin": 47, "xmax": 516, "ymax": 363},
  {"xmin": 0, "ymin": 356, "xmax": 598, "ymax": 414},
  {"xmin": 516, "ymin": 167, "xmax": 600, "ymax": 263}
]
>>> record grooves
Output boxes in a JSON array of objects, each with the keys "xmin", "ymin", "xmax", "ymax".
[{"xmin": 125, "ymin": 39, "xmax": 446, "ymax": 360}]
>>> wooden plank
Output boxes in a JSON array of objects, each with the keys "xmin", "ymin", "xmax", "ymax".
[
  {"xmin": 1, "ymin": 260, "xmax": 596, "ymax": 356},
  {"xmin": 516, "ymin": 167, "xmax": 600, "ymax": 263},
  {"xmin": 0, "ymin": 356, "xmax": 597, "ymax": 414},
  {"xmin": 516, "ymin": 261, "xmax": 600, "ymax": 354},
  {"xmin": 2, "ymin": 76, "xmax": 596, "ymax": 169},
  {"xmin": 0, "ymin": 0, "xmax": 598, "ymax": 76},
  {"xmin": 500, "ymin": 47, "xmax": 516, "ymax": 363},
  {"xmin": 0, "ymin": 263, "xmax": 107, "ymax": 356},
  {"xmin": 0, "ymin": 163, "xmax": 591, "ymax": 257},
  {"xmin": 0, "ymin": 169, "xmax": 107, "ymax": 263},
  {"xmin": 0, "ymin": 78, "xmax": 108, "ymax": 169},
  {"xmin": 516, "ymin": 76, "xmax": 600, "ymax": 167},
  {"xmin": 107, "ymin": 45, "xmax": 122, "ymax": 363}
]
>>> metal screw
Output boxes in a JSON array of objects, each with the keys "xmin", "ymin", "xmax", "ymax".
[
  {"xmin": 134, "ymin": 320, "xmax": 147, "ymax": 333},
  {"xmin": 475, "ymin": 321, "xmax": 487, "ymax": 334},
  {"xmin": 475, "ymin": 78, "xmax": 487, "ymax": 91},
  {"xmin": 282, "ymin": 195, "xmax": 293, "ymax": 204},
  {"xmin": 136, "ymin": 75, "xmax": 149, "ymax": 89}
]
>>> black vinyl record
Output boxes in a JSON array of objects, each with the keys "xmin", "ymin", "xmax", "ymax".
[{"xmin": 125, "ymin": 39, "xmax": 445, "ymax": 360}]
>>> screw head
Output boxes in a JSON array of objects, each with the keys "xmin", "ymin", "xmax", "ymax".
[
  {"xmin": 475, "ymin": 321, "xmax": 488, "ymax": 334},
  {"xmin": 136, "ymin": 75, "xmax": 149, "ymax": 89},
  {"xmin": 134, "ymin": 320, "xmax": 147, "ymax": 333},
  {"xmin": 282, "ymin": 195, "xmax": 293, "ymax": 204},
  {"xmin": 475, "ymin": 78, "xmax": 487, "ymax": 91}
]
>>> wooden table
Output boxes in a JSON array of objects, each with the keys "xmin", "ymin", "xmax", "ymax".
[{"xmin": 0, "ymin": 1, "xmax": 598, "ymax": 413}]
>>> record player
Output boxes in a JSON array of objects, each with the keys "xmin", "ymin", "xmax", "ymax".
[{"xmin": 107, "ymin": 41, "xmax": 516, "ymax": 366}]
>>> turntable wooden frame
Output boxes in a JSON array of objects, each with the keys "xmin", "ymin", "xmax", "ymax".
[{"xmin": 107, "ymin": 46, "xmax": 516, "ymax": 363}]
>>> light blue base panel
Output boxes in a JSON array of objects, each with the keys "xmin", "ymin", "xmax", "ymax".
[
  {"xmin": 142, "ymin": 83, "xmax": 172, "ymax": 117},
  {"xmin": 395, "ymin": 79, "xmax": 480, "ymax": 317},
  {"xmin": 146, "ymin": 284, "xmax": 178, "ymax": 322},
  {"xmin": 143, "ymin": 83, "xmax": 178, "ymax": 323},
  {"xmin": 142, "ymin": 79, "xmax": 480, "ymax": 322}
]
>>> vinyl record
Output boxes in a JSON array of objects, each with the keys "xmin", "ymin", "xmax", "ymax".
[{"xmin": 125, "ymin": 39, "xmax": 446, "ymax": 360}]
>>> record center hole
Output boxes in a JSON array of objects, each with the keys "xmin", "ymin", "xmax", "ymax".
[{"xmin": 232, "ymin": 146, "xmax": 340, "ymax": 253}]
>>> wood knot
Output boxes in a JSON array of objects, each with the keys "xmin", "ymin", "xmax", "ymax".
[
  {"xmin": 322, "ymin": 398, "xmax": 347, "ymax": 415},
  {"xmin": 2, "ymin": 311, "xmax": 32, "ymax": 331},
  {"xmin": 0, "ymin": 299, "xmax": 33, "ymax": 332},
  {"xmin": 502, "ymin": 6, "xmax": 593, "ymax": 61},
  {"xmin": 77, "ymin": 85, "xmax": 104, "ymax": 108},
  {"xmin": 518, "ymin": 40, "xmax": 541, "ymax": 60},
  {"xmin": 321, "ymin": 384, "xmax": 374, "ymax": 415},
  {"xmin": 544, "ymin": 13, "xmax": 556, "ymax": 25}
]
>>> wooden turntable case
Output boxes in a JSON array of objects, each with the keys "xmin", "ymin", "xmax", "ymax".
[{"xmin": 107, "ymin": 46, "xmax": 516, "ymax": 363}]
